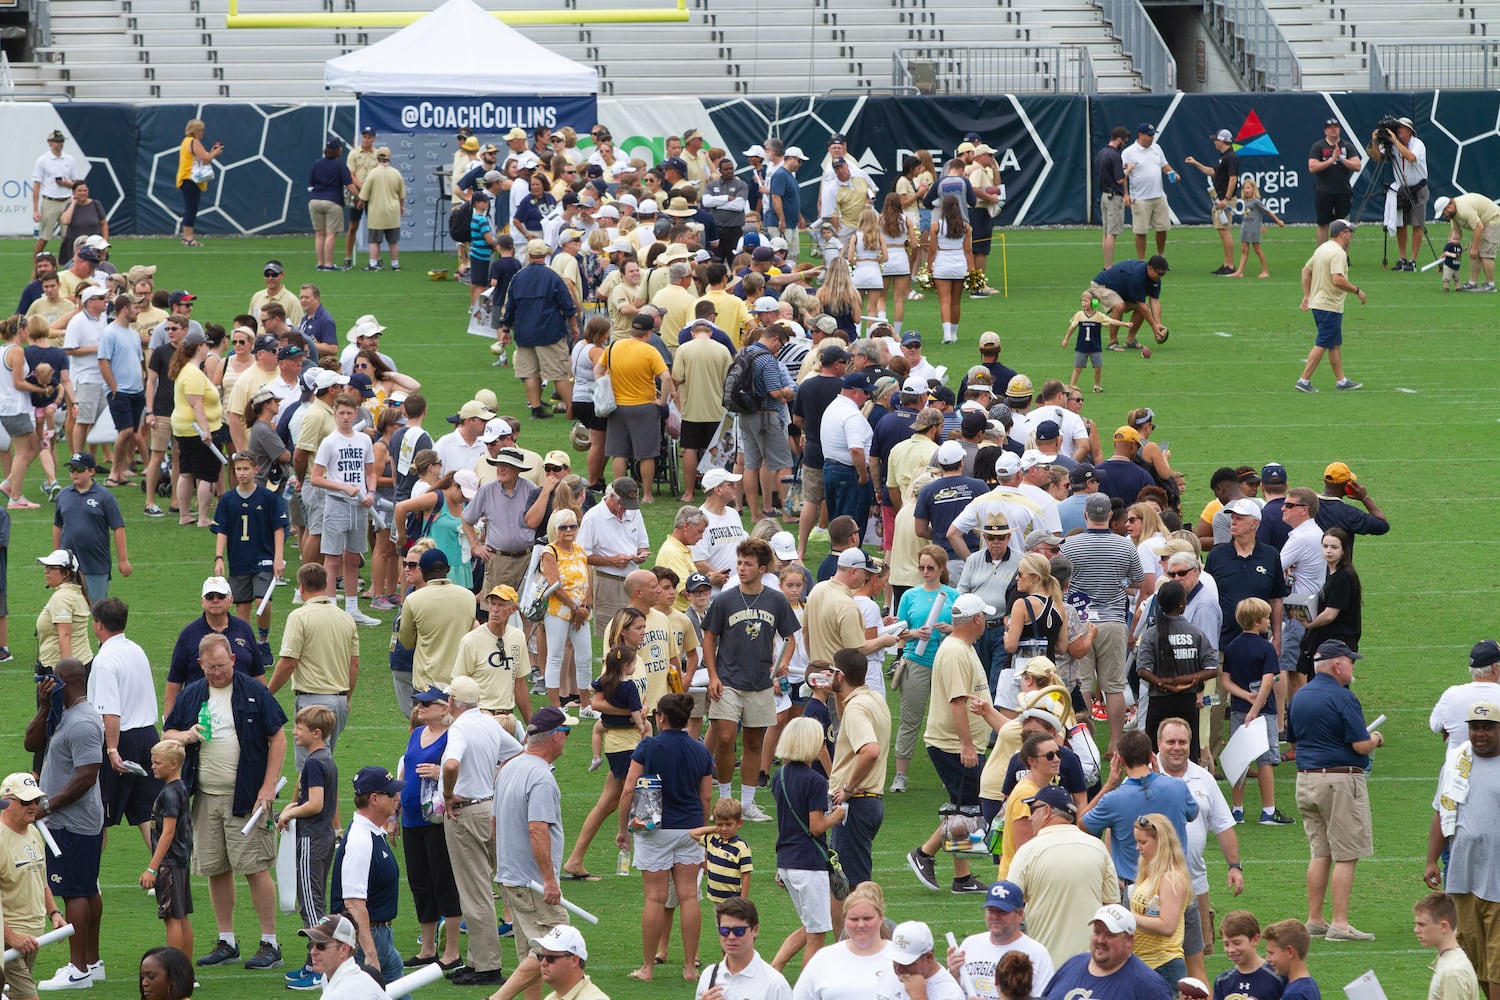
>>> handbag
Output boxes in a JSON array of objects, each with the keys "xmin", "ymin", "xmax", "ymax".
[
  {"xmin": 419, "ymin": 777, "xmax": 446, "ymax": 824},
  {"xmin": 593, "ymin": 344, "xmax": 618, "ymax": 417},
  {"xmin": 773, "ymin": 771, "xmax": 850, "ymax": 900},
  {"xmin": 189, "ymin": 159, "xmax": 214, "ymax": 184}
]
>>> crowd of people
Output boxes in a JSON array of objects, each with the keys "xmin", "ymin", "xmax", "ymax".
[{"xmin": 3, "ymin": 117, "xmax": 1486, "ymax": 1000}]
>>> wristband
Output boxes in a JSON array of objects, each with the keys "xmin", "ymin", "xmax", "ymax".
[
  {"xmin": 1227, "ymin": 862, "xmax": 1243, "ymax": 870},
  {"xmin": 48, "ymin": 909, "xmax": 62, "ymax": 918},
  {"xmin": 146, "ymin": 868, "xmax": 158, "ymax": 875}
]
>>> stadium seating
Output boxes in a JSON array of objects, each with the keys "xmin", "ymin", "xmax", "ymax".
[
  {"xmin": 11, "ymin": 0, "xmax": 1154, "ymax": 102},
  {"xmin": 1267, "ymin": 0, "xmax": 1500, "ymax": 91}
]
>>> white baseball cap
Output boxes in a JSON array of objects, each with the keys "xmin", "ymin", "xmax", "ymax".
[
  {"xmin": 702, "ymin": 469, "xmax": 742, "ymax": 490},
  {"xmin": 888, "ymin": 921, "xmax": 935, "ymax": 964},
  {"xmin": 741, "ymin": 144, "xmax": 767, "ymax": 158},
  {"xmin": 784, "ymin": 146, "xmax": 807, "ymax": 160},
  {"xmin": 935, "ymin": 440, "xmax": 965, "ymax": 466},
  {"xmin": 951, "ymin": 593, "xmax": 996, "ymax": 619},
  {"xmin": 528, "ymin": 925, "xmax": 588, "ymax": 961},
  {"xmin": 770, "ymin": 531, "xmax": 798, "ymax": 562}
]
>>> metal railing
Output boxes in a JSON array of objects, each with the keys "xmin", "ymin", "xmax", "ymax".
[
  {"xmin": 1371, "ymin": 41, "xmax": 1500, "ymax": 89},
  {"xmin": 1095, "ymin": 0, "xmax": 1175, "ymax": 92},
  {"xmin": 1204, "ymin": 0, "xmax": 1300, "ymax": 90},
  {"xmin": 891, "ymin": 45, "xmax": 1098, "ymax": 94}
]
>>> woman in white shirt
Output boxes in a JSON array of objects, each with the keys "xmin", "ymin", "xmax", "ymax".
[{"xmin": 789, "ymin": 882, "xmax": 893, "ymax": 1000}]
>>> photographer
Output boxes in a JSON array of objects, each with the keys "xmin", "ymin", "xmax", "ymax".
[
  {"xmin": 1307, "ymin": 118, "xmax": 1362, "ymax": 245},
  {"xmin": 1367, "ymin": 116, "xmax": 1428, "ymax": 271}
]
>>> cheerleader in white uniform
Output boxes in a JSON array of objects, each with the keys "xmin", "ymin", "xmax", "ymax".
[
  {"xmin": 847, "ymin": 208, "xmax": 888, "ymax": 333},
  {"xmin": 928, "ymin": 193, "xmax": 974, "ymax": 344},
  {"xmin": 878, "ymin": 192, "xmax": 913, "ymax": 334}
]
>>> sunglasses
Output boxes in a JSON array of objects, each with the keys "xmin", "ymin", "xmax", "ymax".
[
  {"xmin": 1282, "ymin": 502, "xmax": 1305, "ymax": 509},
  {"xmin": 204, "ymin": 592, "xmax": 229, "ymax": 600},
  {"xmin": 557, "ymin": 524, "xmax": 577, "ymax": 531},
  {"xmin": 1135, "ymin": 816, "xmax": 1157, "ymax": 830},
  {"xmin": 717, "ymin": 925, "xmax": 750, "ymax": 938},
  {"xmin": 263, "ymin": 271, "xmax": 280, "ymax": 278},
  {"xmin": 549, "ymin": 138, "xmax": 564, "ymax": 144},
  {"xmin": 1125, "ymin": 516, "xmax": 1141, "ymax": 523},
  {"xmin": 1166, "ymin": 568, "xmax": 1193, "ymax": 578},
  {"xmin": 1038, "ymin": 750, "xmax": 1060, "ymax": 760},
  {"xmin": 536, "ymin": 953, "xmax": 573, "ymax": 964},
  {"xmin": 233, "ymin": 339, "xmax": 249, "ymax": 346},
  {"xmin": 544, "ymin": 465, "xmax": 566, "ymax": 473},
  {"xmin": 310, "ymin": 942, "xmax": 337, "ymax": 952}
]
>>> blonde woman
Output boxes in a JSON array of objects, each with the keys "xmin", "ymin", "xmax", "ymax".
[
  {"xmin": 791, "ymin": 882, "xmax": 893, "ymax": 1000},
  {"xmin": 220, "ymin": 326, "xmax": 257, "ymax": 401},
  {"xmin": 928, "ymin": 193, "xmax": 974, "ymax": 344},
  {"xmin": 1130, "ymin": 813, "xmax": 1191, "ymax": 988},
  {"xmin": 1003, "ymin": 552, "xmax": 1064, "ymax": 672},
  {"xmin": 846, "ymin": 208, "xmax": 888, "ymax": 324},
  {"xmin": 539, "ymin": 508, "xmax": 592, "ymax": 708},
  {"xmin": 176, "ymin": 118, "xmax": 222, "ymax": 247},
  {"xmin": 1127, "ymin": 501, "xmax": 1170, "ymax": 619},
  {"xmin": 815, "ymin": 253, "xmax": 861, "ymax": 340}
]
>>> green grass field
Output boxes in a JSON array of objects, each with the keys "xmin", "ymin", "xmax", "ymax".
[{"xmin": 0, "ymin": 223, "xmax": 1482, "ymax": 999}]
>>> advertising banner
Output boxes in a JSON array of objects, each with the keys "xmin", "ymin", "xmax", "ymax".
[
  {"xmin": 1, "ymin": 103, "xmax": 133, "ymax": 238},
  {"xmin": 361, "ymin": 94, "xmax": 596, "ymax": 250}
]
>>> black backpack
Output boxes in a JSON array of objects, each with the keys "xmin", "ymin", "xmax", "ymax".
[
  {"xmin": 723, "ymin": 346, "xmax": 761, "ymax": 414},
  {"xmin": 448, "ymin": 200, "xmax": 474, "ymax": 244}
]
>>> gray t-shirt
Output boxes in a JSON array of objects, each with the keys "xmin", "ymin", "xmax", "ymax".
[
  {"xmin": 492, "ymin": 752, "xmax": 562, "ymax": 887},
  {"xmin": 296, "ymin": 746, "xmax": 339, "ymax": 843},
  {"xmin": 1448, "ymin": 751, "xmax": 1500, "ymax": 901},
  {"xmin": 702, "ymin": 585, "xmax": 799, "ymax": 692},
  {"xmin": 40, "ymin": 702, "xmax": 105, "ymax": 834}
]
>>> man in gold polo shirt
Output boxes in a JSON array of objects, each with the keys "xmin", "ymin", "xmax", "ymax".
[
  {"xmin": 452, "ymin": 586, "xmax": 530, "ymax": 727},
  {"xmin": 828, "ymin": 648, "xmax": 891, "ymax": 891},
  {"xmin": 0, "ymin": 772, "xmax": 67, "ymax": 1000},
  {"xmin": 654, "ymin": 506, "xmax": 706, "ymax": 612},
  {"xmin": 269, "ymin": 562, "xmax": 358, "ymax": 768},
  {"xmin": 343, "ymin": 126, "xmax": 380, "ymax": 270},
  {"xmin": 805, "ymin": 549, "xmax": 901, "ymax": 664},
  {"xmin": 398, "ymin": 548, "xmax": 480, "ymax": 697}
]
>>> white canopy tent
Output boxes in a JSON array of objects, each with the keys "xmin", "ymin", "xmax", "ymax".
[{"xmin": 323, "ymin": 0, "xmax": 599, "ymax": 95}]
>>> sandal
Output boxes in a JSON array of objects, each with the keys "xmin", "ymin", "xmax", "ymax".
[
  {"xmin": 181, "ymin": 239, "xmax": 203, "ymax": 247},
  {"xmin": 1106, "ymin": 343, "xmax": 1126, "ymax": 352},
  {"xmin": 103, "ymin": 478, "xmax": 132, "ymax": 488},
  {"xmin": 559, "ymin": 870, "xmax": 601, "ymax": 882}
]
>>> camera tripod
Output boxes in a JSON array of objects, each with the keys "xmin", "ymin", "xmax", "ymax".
[{"xmin": 1354, "ymin": 145, "xmax": 1439, "ymax": 269}]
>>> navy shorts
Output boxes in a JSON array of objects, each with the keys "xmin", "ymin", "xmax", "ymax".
[
  {"xmin": 926, "ymin": 746, "xmax": 984, "ymax": 807},
  {"xmin": 45, "ymin": 828, "xmax": 103, "ymax": 897},
  {"xmin": 156, "ymin": 864, "xmax": 193, "ymax": 919},
  {"xmin": 606, "ymin": 749, "xmax": 634, "ymax": 780},
  {"xmin": 1312, "ymin": 309, "xmax": 1343, "ymax": 349},
  {"xmin": 107, "ymin": 389, "xmax": 146, "ymax": 434}
]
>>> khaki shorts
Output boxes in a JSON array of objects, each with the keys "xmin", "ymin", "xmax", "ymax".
[
  {"xmin": 1088, "ymin": 282, "xmax": 1124, "ymax": 313},
  {"xmin": 1212, "ymin": 203, "xmax": 1232, "ymax": 230},
  {"xmin": 1076, "ymin": 620, "xmax": 1128, "ymax": 695},
  {"xmin": 309, "ymin": 200, "xmax": 345, "ymax": 234},
  {"xmin": 707, "ymin": 685, "xmax": 777, "ymax": 728},
  {"xmin": 149, "ymin": 418, "xmax": 172, "ymax": 453},
  {"xmin": 191, "ymin": 790, "xmax": 276, "ymax": 877},
  {"xmin": 802, "ymin": 465, "xmax": 825, "ymax": 505},
  {"xmin": 3, "ymin": 934, "xmax": 39, "ymax": 997},
  {"xmin": 1294, "ymin": 771, "xmax": 1373, "ymax": 862},
  {"xmin": 73, "ymin": 382, "xmax": 106, "ymax": 425},
  {"xmin": 514, "ymin": 340, "xmax": 570, "ymax": 382},
  {"xmin": 1100, "ymin": 194, "xmax": 1124, "ymax": 237},
  {"xmin": 688, "ymin": 687, "xmax": 708, "ymax": 718},
  {"xmin": 1476, "ymin": 225, "xmax": 1500, "ymax": 260},
  {"xmin": 1456, "ymin": 893, "xmax": 1500, "ymax": 984},
  {"xmin": 497, "ymin": 883, "xmax": 567, "ymax": 964},
  {"xmin": 1130, "ymin": 196, "xmax": 1171, "ymax": 235},
  {"xmin": 39, "ymin": 197, "xmax": 67, "ymax": 239}
]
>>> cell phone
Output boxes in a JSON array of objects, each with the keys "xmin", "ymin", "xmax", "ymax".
[{"xmin": 945, "ymin": 932, "xmax": 959, "ymax": 950}]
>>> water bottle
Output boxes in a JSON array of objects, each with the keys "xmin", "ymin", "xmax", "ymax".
[
  {"xmin": 616, "ymin": 848, "xmax": 631, "ymax": 876},
  {"xmin": 198, "ymin": 702, "xmax": 213, "ymax": 743},
  {"xmin": 1201, "ymin": 694, "xmax": 1219, "ymax": 708},
  {"xmin": 32, "ymin": 224, "xmax": 40, "ymax": 239}
]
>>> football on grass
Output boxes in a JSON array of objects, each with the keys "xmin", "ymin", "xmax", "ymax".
[
  {"xmin": 1154, "ymin": 327, "xmax": 1169, "ymax": 344},
  {"xmin": 1142, "ymin": 346, "xmax": 1152, "ymax": 358}
]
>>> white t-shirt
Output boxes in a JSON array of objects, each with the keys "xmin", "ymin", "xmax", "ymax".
[
  {"xmin": 692, "ymin": 505, "xmax": 747, "ymax": 577},
  {"xmin": 1431, "ymin": 680, "xmax": 1500, "ymax": 751},
  {"xmin": 954, "ymin": 931, "xmax": 1055, "ymax": 1000},
  {"xmin": 855, "ymin": 594, "xmax": 887, "ymax": 698},
  {"xmin": 1025, "ymin": 403, "xmax": 1089, "ymax": 452},
  {"xmin": 792, "ymin": 943, "xmax": 896, "ymax": 1000},
  {"xmin": 1122, "ymin": 140, "xmax": 1169, "ymax": 200},
  {"xmin": 877, "ymin": 967, "xmax": 964, "ymax": 1000},
  {"xmin": 63, "ymin": 310, "xmax": 107, "ymax": 385},
  {"xmin": 821, "ymin": 395, "xmax": 873, "ymax": 466},
  {"xmin": 314, "ymin": 428, "xmax": 373, "ymax": 494},
  {"xmin": 1016, "ymin": 483, "xmax": 1062, "ymax": 533},
  {"xmin": 1175, "ymin": 760, "xmax": 1236, "ymax": 895},
  {"xmin": 441, "ymin": 708, "xmax": 522, "ymax": 799}
]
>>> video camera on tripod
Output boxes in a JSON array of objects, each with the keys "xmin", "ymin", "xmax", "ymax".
[{"xmin": 1373, "ymin": 116, "xmax": 1403, "ymax": 155}]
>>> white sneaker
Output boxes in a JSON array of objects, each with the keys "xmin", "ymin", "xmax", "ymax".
[
  {"xmin": 741, "ymin": 802, "xmax": 773, "ymax": 823},
  {"xmin": 38, "ymin": 965, "xmax": 92, "ymax": 990},
  {"xmin": 349, "ymin": 609, "xmax": 383, "ymax": 627},
  {"xmin": 88, "ymin": 963, "xmax": 104, "ymax": 983},
  {"xmin": 578, "ymin": 706, "xmax": 601, "ymax": 719}
]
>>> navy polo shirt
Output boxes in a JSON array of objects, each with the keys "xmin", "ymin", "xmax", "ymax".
[
  {"xmin": 308, "ymin": 157, "xmax": 352, "ymax": 204},
  {"xmin": 1204, "ymin": 540, "xmax": 1289, "ymax": 648},
  {"xmin": 167, "ymin": 614, "xmax": 263, "ymax": 685},
  {"xmin": 1093, "ymin": 259, "xmax": 1160, "ymax": 305},
  {"xmin": 301, "ymin": 305, "xmax": 337, "ymax": 350},
  {"xmin": 53, "ymin": 483, "xmax": 124, "ymax": 577},
  {"xmin": 331, "ymin": 813, "xmax": 401, "ymax": 923},
  {"xmin": 1285, "ymin": 672, "xmax": 1370, "ymax": 770},
  {"xmin": 772, "ymin": 762, "xmax": 830, "ymax": 871},
  {"xmin": 1256, "ymin": 496, "xmax": 1291, "ymax": 549},
  {"xmin": 871, "ymin": 406, "xmax": 920, "ymax": 464}
]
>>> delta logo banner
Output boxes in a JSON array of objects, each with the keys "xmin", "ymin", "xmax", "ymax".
[{"xmin": 1231, "ymin": 111, "xmax": 1279, "ymax": 157}]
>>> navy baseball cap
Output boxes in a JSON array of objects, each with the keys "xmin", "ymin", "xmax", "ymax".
[
  {"xmin": 984, "ymin": 880, "xmax": 1025, "ymax": 912},
  {"xmin": 842, "ymin": 372, "xmax": 874, "ymax": 393},
  {"xmin": 685, "ymin": 573, "xmax": 711, "ymax": 593},
  {"xmin": 1260, "ymin": 463, "xmax": 1287, "ymax": 486},
  {"xmin": 1023, "ymin": 784, "xmax": 1076, "ymax": 817},
  {"xmin": 1314, "ymin": 639, "xmax": 1363, "ymax": 663},
  {"xmin": 1471, "ymin": 640, "xmax": 1500, "ymax": 670},
  {"xmin": 351, "ymin": 766, "xmax": 404, "ymax": 796},
  {"xmin": 1137, "ymin": 122, "xmax": 1157, "ymax": 136}
]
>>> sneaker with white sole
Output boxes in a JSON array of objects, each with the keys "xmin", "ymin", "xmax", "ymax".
[
  {"xmin": 1335, "ymin": 378, "xmax": 1363, "ymax": 391},
  {"xmin": 890, "ymin": 773, "xmax": 908, "ymax": 793},
  {"xmin": 87, "ymin": 963, "xmax": 103, "ymax": 983},
  {"xmin": 244, "ymin": 942, "xmax": 283, "ymax": 970},
  {"xmin": 907, "ymin": 848, "xmax": 939, "ymax": 891},
  {"xmin": 37, "ymin": 965, "xmax": 91, "ymax": 990},
  {"xmin": 741, "ymin": 802, "xmax": 773, "ymax": 822},
  {"xmin": 349, "ymin": 610, "xmax": 383, "ymax": 627},
  {"xmin": 577, "ymin": 706, "xmax": 600, "ymax": 719},
  {"xmin": 285, "ymin": 972, "xmax": 323, "ymax": 991},
  {"xmin": 196, "ymin": 940, "xmax": 241, "ymax": 967},
  {"xmin": 1324, "ymin": 924, "xmax": 1375, "ymax": 941},
  {"xmin": 1294, "ymin": 379, "xmax": 1317, "ymax": 393},
  {"xmin": 1259, "ymin": 808, "xmax": 1295, "ymax": 826}
]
